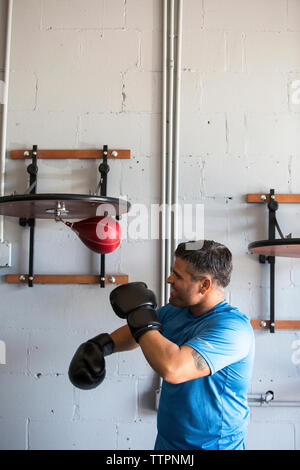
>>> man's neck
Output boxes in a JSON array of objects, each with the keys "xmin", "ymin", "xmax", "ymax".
[{"xmin": 189, "ymin": 293, "xmax": 225, "ymax": 316}]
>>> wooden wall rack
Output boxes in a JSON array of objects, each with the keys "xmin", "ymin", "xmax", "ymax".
[
  {"xmin": 5, "ymin": 274, "xmax": 128, "ymax": 285},
  {"xmin": 10, "ymin": 149, "xmax": 131, "ymax": 160},
  {"xmin": 2, "ymin": 145, "xmax": 131, "ymax": 288},
  {"xmin": 247, "ymin": 189, "xmax": 300, "ymax": 332},
  {"xmin": 247, "ymin": 193, "xmax": 300, "ymax": 204},
  {"xmin": 250, "ymin": 320, "xmax": 300, "ymax": 330}
]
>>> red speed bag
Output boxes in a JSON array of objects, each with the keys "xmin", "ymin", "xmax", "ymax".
[{"xmin": 65, "ymin": 216, "xmax": 121, "ymax": 254}]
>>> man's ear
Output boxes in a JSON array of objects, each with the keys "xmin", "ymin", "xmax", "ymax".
[{"xmin": 199, "ymin": 278, "xmax": 211, "ymax": 294}]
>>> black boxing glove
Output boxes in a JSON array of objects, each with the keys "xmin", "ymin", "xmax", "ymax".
[
  {"xmin": 110, "ymin": 282, "xmax": 162, "ymax": 342},
  {"xmin": 68, "ymin": 333, "xmax": 114, "ymax": 390}
]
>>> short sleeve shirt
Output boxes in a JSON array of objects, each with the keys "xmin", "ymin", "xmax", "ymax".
[{"xmin": 155, "ymin": 301, "xmax": 255, "ymax": 450}]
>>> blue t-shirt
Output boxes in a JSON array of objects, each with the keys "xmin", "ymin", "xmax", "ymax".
[{"xmin": 155, "ymin": 301, "xmax": 255, "ymax": 450}]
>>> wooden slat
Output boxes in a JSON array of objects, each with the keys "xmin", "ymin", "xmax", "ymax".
[
  {"xmin": 10, "ymin": 149, "xmax": 131, "ymax": 160},
  {"xmin": 247, "ymin": 194, "xmax": 300, "ymax": 204},
  {"xmin": 5, "ymin": 274, "xmax": 128, "ymax": 285},
  {"xmin": 251, "ymin": 320, "xmax": 300, "ymax": 330}
]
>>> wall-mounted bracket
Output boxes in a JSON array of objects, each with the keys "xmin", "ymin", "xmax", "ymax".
[
  {"xmin": 247, "ymin": 189, "xmax": 300, "ymax": 333},
  {"xmin": 250, "ymin": 320, "xmax": 300, "ymax": 330},
  {"xmin": 6, "ymin": 274, "xmax": 128, "ymax": 286},
  {"xmin": 99, "ymin": 144, "xmax": 109, "ymax": 288},
  {"xmin": 3, "ymin": 145, "xmax": 131, "ymax": 287},
  {"xmin": 18, "ymin": 144, "xmax": 38, "ymax": 287}
]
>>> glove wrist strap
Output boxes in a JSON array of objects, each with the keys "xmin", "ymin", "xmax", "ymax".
[{"xmin": 132, "ymin": 325, "xmax": 162, "ymax": 343}]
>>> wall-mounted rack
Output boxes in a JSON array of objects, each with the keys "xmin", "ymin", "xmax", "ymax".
[
  {"xmin": 5, "ymin": 274, "xmax": 128, "ymax": 285},
  {"xmin": 250, "ymin": 320, "xmax": 300, "ymax": 330},
  {"xmin": 10, "ymin": 148, "xmax": 131, "ymax": 160},
  {"xmin": 247, "ymin": 189, "xmax": 300, "ymax": 332},
  {"xmin": 0, "ymin": 145, "xmax": 131, "ymax": 288}
]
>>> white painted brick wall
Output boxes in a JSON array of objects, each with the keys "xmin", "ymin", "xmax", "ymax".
[
  {"xmin": 118, "ymin": 421, "xmax": 157, "ymax": 450},
  {"xmin": 246, "ymin": 420, "xmax": 295, "ymax": 450},
  {"xmin": 203, "ymin": 0, "xmax": 287, "ymax": 32},
  {"xmin": 0, "ymin": 0, "xmax": 300, "ymax": 451},
  {"xmin": 29, "ymin": 419, "xmax": 118, "ymax": 450},
  {"xmin": 245, "ymin": 32, "xmax": 300, "ymax": 72},
  {"xmin": 288, "ymin": 0, "xmax": 300, "ymax": 32},
  {"xmin": 182, "ymin": 30, "xmax": 225, "ymax": 71},
  {"xmin": 201, "ymin": 72, "xmax": 288, "ymax": 113}
]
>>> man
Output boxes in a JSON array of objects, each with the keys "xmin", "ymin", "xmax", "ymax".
[{"xmin": 68, "ymin": 240, "xmax": 255, "ymax": 450}]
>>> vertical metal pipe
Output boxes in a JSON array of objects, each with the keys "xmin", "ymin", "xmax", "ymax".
[
  {"xmin": 27, "ymin": 145, "xmax": 38, "ymax": 287},
  {"xmin": 165, "ymin": 0, "xmax": 175, "ymax": 304},
  {"xmin": 172, "ymin": 0, "xmax": 183, "ymax": 253},
  {"xmin": 158, "ymin": 0, "xmax": 184, "ymax": 402},
  {"xmin": 268, "ymin": 189, "xmax": 276, "ymax": 333},
  {"xmin": 0, "ymin": 0, "xmax": 13, "ymax": 242},
  {"xmin": 160, "ymin": 0, "xmax": 168, "ymax": 307},
  {"xmin": 161, "ymin": 0, "xmax": 183, "ymax": 306},
  {"xmin": 270, "ymin": 260, "xmax": 275, "ymax": 333},
  {"xmin": 28, "ymin": 222, "xmax": 35, "ymax": 287}
]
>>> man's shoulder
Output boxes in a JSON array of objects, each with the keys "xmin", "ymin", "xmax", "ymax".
[{"xmin": 209, "ymin": 302, "xmax": 253, "ymax": 333}]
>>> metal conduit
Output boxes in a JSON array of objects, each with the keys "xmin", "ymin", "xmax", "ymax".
[
  {"xmin": 160, "ymin": 0, "xmax": 183, "ymax": 306},
  {"xmin": 0, "ymin": 0, "xmax": 13, "ymax": 243},
  {"xmin": 248, "ymin": 391, "xmax": 300, "ymax": 407},
  {"xmin": 160, "ymin": 0, "xmax": 168, "ymax": 306},
  {"xmin": 172, "ymin": 0, "xmax": 183, "ymax": 256}
]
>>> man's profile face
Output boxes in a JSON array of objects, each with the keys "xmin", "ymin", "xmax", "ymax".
[{"xmin": 167, "ymin": 257, "xmax": 206, "ymax": 308}]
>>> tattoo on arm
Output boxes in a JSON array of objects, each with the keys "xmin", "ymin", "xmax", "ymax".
[{"xmin": 192, "ymin": 349, "xmax": 208, "ymax": 371}]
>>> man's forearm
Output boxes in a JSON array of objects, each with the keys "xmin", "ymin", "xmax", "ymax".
[
  {"xmin": 138, "ymin": 330, "xmax": 210, "ymax": 383},
  {"xmin": 110, "ymin": 325, "xmax": 139, "ymax": 353},
  {"xmin": 138, "ymin": 330, "xmax": 181, "ymax": 381}
]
